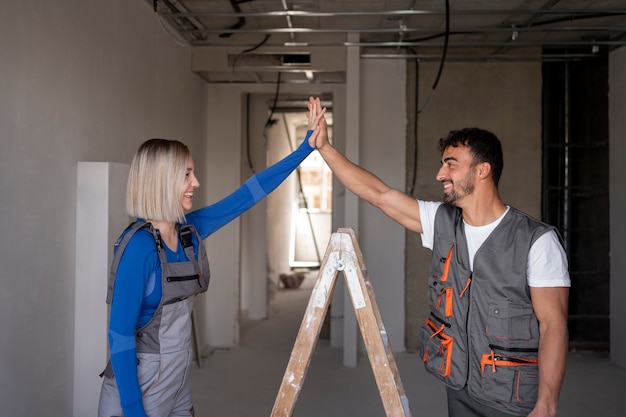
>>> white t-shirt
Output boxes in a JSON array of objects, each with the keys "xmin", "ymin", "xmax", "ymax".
[{"xmin": 418, "ymin": 200, "xmax": 570, "ymax": 288}]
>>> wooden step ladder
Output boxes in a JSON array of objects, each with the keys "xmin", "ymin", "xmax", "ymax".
[{"xmin": 270, "ymin": 228, "xmax": 413, "ymax": 417}]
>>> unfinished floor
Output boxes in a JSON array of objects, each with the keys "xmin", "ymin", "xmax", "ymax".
[{"xmin": 189, "ymin": 274, "xmax": 626, "ymax": 417}]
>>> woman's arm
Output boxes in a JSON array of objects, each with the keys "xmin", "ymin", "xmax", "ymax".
[
  {"xmin": 107, "ymin": 232, "xmax": 157, "ymax": 417},
  {"xmin": 187, "ymin": 132, "xmax": 315, "ymax": 238},
  {"xmin": 311, "ymin": 97, "xmax": 424, "ymax": 233}
]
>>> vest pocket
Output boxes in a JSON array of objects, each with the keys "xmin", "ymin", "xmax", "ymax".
[
  {"xmin": 420, "ymin": 317, "xmax": 454, "ymax": 377},
  {"xmin": 516, "ymin": 367, "xmax": 539, "ymax": 404},
  {"xmin": 479, "ymin": 351, "xmax": 538, "ymax": 407},
  {"xmin": 434, "ymin": 286, "xmax": 454, "ymax": 317},
  {"xmin": 486, "ymin": 301, "xmax": 534, "ymax": 341},
  {"xmin": 166, "ymin": 274, "xmax": 200, "ymax": 283}
]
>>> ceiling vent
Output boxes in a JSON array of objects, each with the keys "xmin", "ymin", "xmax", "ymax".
[{"xmin": 228, "ymin": 52, "xmax": 311, "ymax": 68}]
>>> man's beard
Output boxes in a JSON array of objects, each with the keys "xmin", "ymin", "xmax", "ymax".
[{"xmin": 443, "ymin": 176, "xmax": 474, "ymax": 205}]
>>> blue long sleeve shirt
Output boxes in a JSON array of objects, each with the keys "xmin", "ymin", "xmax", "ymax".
[{"xmin": 108, "ymin": 133, "xmax": 315, "ymax": 416}]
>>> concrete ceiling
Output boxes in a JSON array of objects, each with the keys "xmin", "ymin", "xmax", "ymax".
[{"xmin": 146, "ymin": 0, "xmax": 626, "ymax": 84}]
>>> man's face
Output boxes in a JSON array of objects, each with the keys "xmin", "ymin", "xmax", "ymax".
[{"xmin": 436, "ymin": 145, "xmax": 477, "ymax": 206}]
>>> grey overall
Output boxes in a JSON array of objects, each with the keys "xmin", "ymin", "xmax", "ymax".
[{"xmin": 98, "ymin": 222, "xmax": 210, "ymax": 417}]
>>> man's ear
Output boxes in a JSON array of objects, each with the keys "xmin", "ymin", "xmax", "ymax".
[{"xmin": 478, "ymin": 162, "xmax": 492, "ymax": 180}]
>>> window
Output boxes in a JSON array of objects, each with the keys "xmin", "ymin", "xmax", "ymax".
[{"xmin": 543, "ymin": 55, "xmax": 610, "ymax": 350}]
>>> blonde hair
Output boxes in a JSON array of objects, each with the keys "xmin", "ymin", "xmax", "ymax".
[{"xmin": 126, "ymin": 139, "xmax": 190, "ymax": 223}]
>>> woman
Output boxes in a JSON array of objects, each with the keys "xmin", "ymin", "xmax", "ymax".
[{"xmin": 98, "ymin": 101, "xmax": 325, "ymax": 417}]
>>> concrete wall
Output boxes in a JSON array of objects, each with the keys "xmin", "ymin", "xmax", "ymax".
[
  {"xmin": 0, "ymin": 1, "xmax": 207, "ymax": 415},
  {"xmin": 609, "ymin": 47, "xmax": 626, "ymax": 368},
  {"xmin": 358, "ymin": 59, "xmax": 407, "ymax": 351}
]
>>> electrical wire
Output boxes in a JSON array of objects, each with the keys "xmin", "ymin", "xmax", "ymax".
[
  {"xmin": 231, "ymin": 34, "xmax": 272, "ymax": 74},
  {"xmin": 265, "ymin": 72, "xmax": 282, "ymax": 128},
  {"xmin": 409, "ymin": 56, "xmax": 419, "ymax": 196},
  {"xmin": 408, "ymin": 0, "xmax": 450, "ymax": 194},
  {"xmin": 245, "ymin": 94, "xmax": 255, "ymax": 173},
  {"xmin": 417, "ymin": 0, "xmax": 450, "ymax": 114},
  {"xmin": 241, "ymin": 34, "xmax": 271, "ymax": 53},
  {"xmin": 219, "ymin": 0, "xmax": 248, "ymax": 38}
]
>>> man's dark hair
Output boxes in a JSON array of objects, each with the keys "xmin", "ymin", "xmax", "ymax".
[{"xmin": 438, "ymin": 127, "xmax": 504, "ymax": 186}]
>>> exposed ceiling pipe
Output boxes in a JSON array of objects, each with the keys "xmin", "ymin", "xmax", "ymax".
[
  {"xmin": 362, "ymin": 52, "xmax": 603, "ymax": 61},
  {"xmin": 163, "ymin": 8, "xmax": 626, "ymax": 19},
  {"xmin": 366, "ymin": 40, "xmax": 626, "ymax": 47},
  {"xmin": 180, "ymin": 25, "xmax": 626, "ymax": 35},
  {"xmin": 492, "ymin": 0, "xmax": 562, "ymax": 55},
  {"xmin": 193, "ymin": 39, "xmax": 626, "ymax": 48},
  {"xmin": 154, "ymin": 1, "xmax": 626, "ymax": 62},
  {"xmin": 281, "ymin": 0, "xmax": 297, "ymax": 44}
]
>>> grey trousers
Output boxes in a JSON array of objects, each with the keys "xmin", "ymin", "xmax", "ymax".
[
  {"xmin": 447, "ymin": 386, "xmax": 519, "ymax": 417},
  {"xmin": 98, "ymin": 350, "xmax": 194, "ymax": 417}
]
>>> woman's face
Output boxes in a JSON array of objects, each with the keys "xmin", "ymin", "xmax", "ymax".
[{"xmin": 181, "ymin": 156, "xmax": 200, "ymax": 211}]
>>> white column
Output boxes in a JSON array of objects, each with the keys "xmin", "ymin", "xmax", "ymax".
[
  {"xmin": 73, "ymin": 162, "xmax": 129, "ymax": 416},
  {"xmin": 342, "ymin": 32, "xmax": 361, "ymax": 367}
]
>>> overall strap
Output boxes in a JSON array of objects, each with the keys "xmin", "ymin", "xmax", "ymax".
[
  {"xmin": 150, "ymin": 226, "xmax": 169, "ymax": 265},
  {"xmin": 178, "ymin": 224, "xmax": 203, "ymax": 275},
  {"xmin": 106, "ymin": 221, "xmax": 152, "ymax": 304},
  {"xmin": 141, "ymin": 223, "xmax": 202, "ymax": 271}
]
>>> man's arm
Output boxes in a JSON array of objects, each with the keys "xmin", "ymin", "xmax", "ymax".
[
  {"xmin": 310, "ymin": 97, "xmax": 424, "ymax": 233},
  {"xmin": 529, "ymin": 286, "xmax": 569, "ymax": 417}
]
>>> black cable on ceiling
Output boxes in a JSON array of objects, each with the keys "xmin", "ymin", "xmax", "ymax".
[
  {"xmin": 432, "ymin": 0, "xmax": 450, "ymax": 91},
  {"xmin": 241, "ymin": 34, "xmax": 271, "ymax": 53},
  {"xmin": 417, "ymin": 0, "xmax": 450, "ymax": 113},
  {"xmin": 245, "ymin": 68, "xmax": 283, "ymax": 174},
  {"xmin": 408, "ymin": 0, "xmax": 449, "ymax": 195},
  {"xmin": 244, "ymin": 67, "xmax": 283, "ymax": 175},
  {"xmin": 245, "ymin": 94, "xmax": 255, "ymax": 173},
  {"xmin": 252, "ymin": 72, "xmax": 281, "ymax": 179},
  {"xmin": 220, "ymin": 0, "xmax": 256, "ymax": 38},
  {"xmin": 231, "ymin": 34, "xmax": 272, "ymax": 73},
  {"xmin": 409, "ymin": 53, "xmax": 419, "ymax": 196},
  {"xmin": 265, "ymin": 72, "xmax": 282, "ymax": 128},
  {"xmin": 530, "ymin": 12, "xmax": 626, "ymax": 28}
]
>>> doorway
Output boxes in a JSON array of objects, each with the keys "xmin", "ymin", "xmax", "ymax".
[{"xmin": 240, "ymin": 93, "xmax": 333, "ymax": 321}]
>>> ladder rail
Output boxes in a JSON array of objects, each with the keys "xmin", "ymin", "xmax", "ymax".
[{"xmin": 270, "ymin": 228, "xmax": 413, "ymax": 417}]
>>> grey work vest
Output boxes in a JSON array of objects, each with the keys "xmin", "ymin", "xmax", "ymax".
[{"xmin": 420, "ymin": 204, "xmax": 555, "ymax": 416}]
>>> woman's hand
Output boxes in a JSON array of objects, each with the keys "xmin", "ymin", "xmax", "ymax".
[
  {"xmin": 306, "ymin": 96, "xmax": 327, "ymax": 148},
  {"xmin": 306, "ymin": 96, "xmax": 326, "ymax": 130}
]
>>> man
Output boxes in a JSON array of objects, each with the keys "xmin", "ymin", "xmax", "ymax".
[{"xmin": 308, "ymin": 97, "xmax": 569, "ymax": 417}]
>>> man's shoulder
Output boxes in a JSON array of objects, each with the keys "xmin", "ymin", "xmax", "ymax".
[
  {"xmin": 506, "ymin": 206, "xmax": 555, "ymax": 230},
  {"xmin": 432, "ymin": 202, "xmax": 461, "ymax": 219}
]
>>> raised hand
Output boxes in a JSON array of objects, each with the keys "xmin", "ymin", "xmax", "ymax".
[
  {"xmin": 305, "ymin": 96, "xmax": 326, "ymax": 147},
  {"xmin": 306, "ymin": 96, "xmax": 326, "ymax": 131},
  {"xmin": 313, "ymin": 97, "xmax": 329, "ymax": 150}
]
